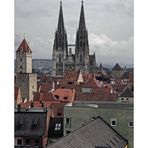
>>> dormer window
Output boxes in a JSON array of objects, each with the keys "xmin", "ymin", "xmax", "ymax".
[
  {"xmin": 68, "ymin": 81, "xmax": 74, "ymax": 85},
  {"xmin": 55, "ymin": 95, "xmax": 59, "ymax": 99},
  {"xmin": 64, "ymin": 96, "xmax": 68, "ymax": 100},
  {"xmin": 57, "ymin": 112, "xmax": 62, "ymax": 116}
]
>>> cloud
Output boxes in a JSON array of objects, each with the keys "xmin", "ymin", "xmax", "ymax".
[
  {"xmin": 89, "ymin": 33, "xmax": 133, "ymax": 65},
  {"xmin": 15, "ymin": 0, "xmax": 133, "ymax": 65}
]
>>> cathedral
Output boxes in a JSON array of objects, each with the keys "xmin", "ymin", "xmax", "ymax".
[{"xmin": 52, "ymin": 1, "xmax": 96, "ymax": 76}]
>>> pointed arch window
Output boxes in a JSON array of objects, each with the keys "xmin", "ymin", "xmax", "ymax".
[
  {"xmin": 80, "ymin": 54, "xmax": 82, "ymax": 63},
  {"xmin": 59, "ymin": 53, "xmax": 62, "ymax": 62}
]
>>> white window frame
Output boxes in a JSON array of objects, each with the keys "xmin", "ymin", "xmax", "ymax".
[
  {"xmin": 111, "ymin": 118, "xmax": 117, "ymax": 127},
  {"xmin": 65, "ymin": 117, "xmax": 71, "ymax": 127},
  {"xmin": 128, "ymin": 121, "xmax": 133, "ymax": 127},
  {"xmin": 55, "ymin": 123, "xmax": 61, "ymax": 131}
]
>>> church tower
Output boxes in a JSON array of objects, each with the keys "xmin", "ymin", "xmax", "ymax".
[
  {"xmin": 52, "ymin": 1, "xmax": 68, "ymax": 76},
  {"xmin": 75, "ymin": 1, "xmax": 89, "ymax": 71},
  {"xmin": 15, "ymin": 37, "xmax": 37, "ymax": 101}
]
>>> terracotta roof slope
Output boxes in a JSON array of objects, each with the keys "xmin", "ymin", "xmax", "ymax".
[{"xmin": 16, "ymin": 39, "xmax": 32, "ymax": 53}]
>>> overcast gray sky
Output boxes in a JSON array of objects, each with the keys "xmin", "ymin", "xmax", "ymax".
[{"xmin": 15, "ymin": 0, "xmax": 133, "ymax": 65}]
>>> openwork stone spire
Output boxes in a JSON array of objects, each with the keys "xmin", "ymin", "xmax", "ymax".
[
  {"xmin": 57, "ymin": 1, "xmax": 65, "ymax": 33},
  {"xmin": 53, "ymin": 1, "xmax": 68, "ymax": 54},
  {"xmin": 78, "ymin": 0, "xmax": 86, "ymax": 30}
]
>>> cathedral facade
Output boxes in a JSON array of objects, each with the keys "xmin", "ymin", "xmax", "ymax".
[{"xmin": 52, "ymin": 1, "xmax": 96, "ymax": 76}]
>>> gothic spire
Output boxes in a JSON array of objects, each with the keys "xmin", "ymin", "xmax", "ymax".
[
  {"xmin": 78, "ymin": 1, "xmax": 86, "ymax": 30},
  {"xmin": 57, "ymin": 1, "xmax": 65, "ymax": 33},
  {"xmin": 53, "ymin": 1, "xmax": 68, "ymax": 61}
]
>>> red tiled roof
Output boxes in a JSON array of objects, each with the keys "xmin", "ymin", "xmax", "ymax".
[
  {"xmin": 20, "ymin": 101, "xmax": 66, "ymax": 117},
  {"xmin": 20, "ymin": 101, "xmax": 52, "ymax": 109},
  {"xmin": 53, "ymin": 88, "xmax": 75, "ymax": 102},
  {"xmin": 75, "ymin": 86, "xmax": 118, "ymax": 102},
  {"xmin": 33, "ymin": 92, "xmax": 56, "ymax": 102},
  {"xmin": 64, "ymin": 70, "xmax": 79, "ymax": 82},
  {"xmin": 38, "ymin": 82, "xmax": 53, "ymax": 93},
  {"xmin": 16, "ymin": 39, "xmax": 32, "ymax": 53},
  {"xmin": 113, "ymin": 84, "xmax": 127, "ymax": 94}
]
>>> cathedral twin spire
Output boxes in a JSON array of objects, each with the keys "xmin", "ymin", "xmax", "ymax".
[
  {"xmin": 53, "ymin": 1, "xmax": 68, "ymax": 60},
  {"xmin": 52, "ymin": 1, "xmax": 96, "ymax": 75},
  {"xmin": 79, "ymin": 1, "xmax": 86, "ymax": 31},
  {"xmin": 57, "ymin": 1, "xmax": 65, "ymax": 34},
  {"xmin": 53, "ymin": 1, "xmax": 90, "ymax": 72},
  {"xmin": 53, "ymin": 0, "xmax": 88, "ymax": 50}
]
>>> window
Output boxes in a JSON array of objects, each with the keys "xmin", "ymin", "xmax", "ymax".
[
  {"xmin": 66, "ymin": 130, "xmax": 71, "ymax": 134},
  {"xmin": 55, "ymin": 123, "xmax": 61, "ymax": 131},
  {"xmin": 82, "ymin": 88, "xmax": 91, "ymax": 93},
  {"xmin": 68, "ymin": 81, "xmax": 74, "ymax": 85},
  {"xmin": 128, "ymin": 121, "xmax": 133, "ymax": 127},
  {"xmin": 111, "ymin": 119, "xmax": 117, "ymax": 126},
  {"xmin": 20, "ymin": 58, "xmax": 22, "ymax": 62},
  {"xmin": 57, "ymin": 113, "xmax": 62, "ymax": 116},
  {"xmin": 17, "ymin": 139, "xmax": 22, "ymax": 145},
  {"xmin": 55, "ymin": 95, "xmax": 59, "ymax": 99},
  {"xmin": 113, "ymin": 137, "xmax": 119, "ymax": 143},
  {"xmin": 80, "ymin": 54, "xmax": 82, "ymax": 63},
  {"xmin": 110, "ymin": 140, "xmax": 116, "ymax": 146},
  {"xmin": 20, "ymin": 65, "xmax": 23, "ymax": 69},
  {"xmin": 91, "ymin": 117, "xmax": 96, "ymax": 120},
  {"xmin": 66, "ymin": 117, "xmax": 71, "ymax": 127},
  {"xmin": 18, "ymin": 119, "xmax": 23, "ymax": 130},
  {"xmin": 25, "ymin": 139, "xmax": 30, "ymax": 145},
  {"xmin": 32, "ymin": 119, "xmax": 38, "ymax": 129},
  {"xmin": 34, "ymin": 139, "xmax": 40, "ymax": 146},
  {"xmin": 59, "ymin": 53, "xmax": 62, "ymax": 62},
  {"xmin": 64, "ymin": 96, "xmax": 68, "ymax": 100}
]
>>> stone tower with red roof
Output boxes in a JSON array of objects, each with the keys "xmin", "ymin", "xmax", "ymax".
[
  {"xmin": 15, "ymin": 38, "xmax": 32, "ymax": 73},
  {"xmin": 15, "ymin": 38, "xmax": 37, "ymax": 101}
]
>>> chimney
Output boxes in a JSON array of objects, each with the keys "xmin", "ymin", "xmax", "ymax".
[
  {"xmin": 31, "ymin": 101, "xmax": 34, "ymax": 108},
  {"xmin": 52, "ymin": 81, "xmax": 55, "ymax": 91},
  {"xmin": 41, "ymin": 101, "xmax": 44, "ymax": 107},
  {"xmin": 18, "ymin": 104, "xmax": 21, "ymax": 112}
]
